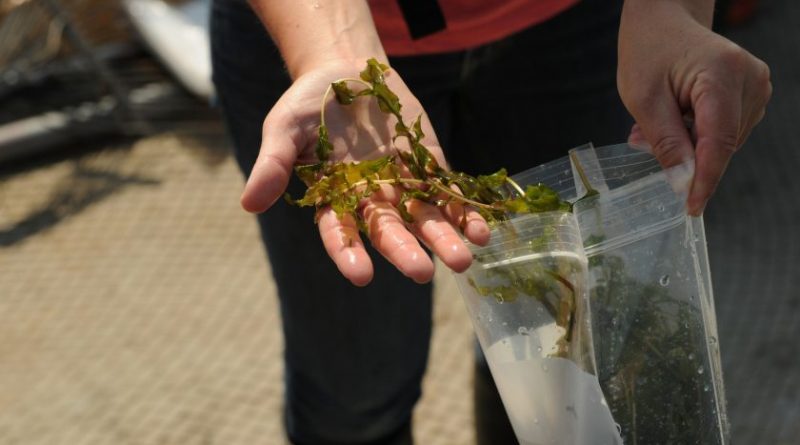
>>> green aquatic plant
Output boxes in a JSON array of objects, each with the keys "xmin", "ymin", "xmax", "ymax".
[{"xmin": 285, "ymin": 58, "xmax": 571, "ymax": 230}]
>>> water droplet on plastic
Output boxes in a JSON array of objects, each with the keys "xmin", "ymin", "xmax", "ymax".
[
  {"xmin": 688, "ymin": 353, "xmax": 695, "ymax": 360},
  {"xmin": 541, "ymin": 363, "xmax": 549, "ymax": 372},
  {"xmin": 659, "ymin": 275, "xmax": 670, "ymax": 286},
  {"xmin": 697, "ymin": 366, "xmax": 705, "ymax": 375},
  {"xmin": 518, "ymin": 327, "xmax": 528, "ymax": 336},
  {"xmin": 704, "ymin": 384, "xmax": 710, "ymax": 392},
  {"xmin": 502, "ymin": 321, "xmax": 508, "ymax": 327},
  {"xmin": 657, "ymin": 204, "xmax": 665, "ymax": 212},
  {"xmin": 537, "ymin": 346, "xmax": 543, "ymax": 353},
  {"xmin": 709, "ymin": 336, "xmax": 718, "ymax": 345}
]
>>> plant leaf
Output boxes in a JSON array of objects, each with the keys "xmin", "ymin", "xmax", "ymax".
[
  {"xmin": 359, "ymin": 58, "xmax": 389, "ymax": 84},
  {"xmin": 332, "ymin": 80, "xmax": 357, "ymax": 105},
  {"xmin": 524, "ymin": 184, "xmax": 571, "ymax": 212},
  {"xmin": 294, "ymin": 163, "xmax": 323, "ymax": 185},
  {"xmin": 477, "ymin": 168, "xmax": 508, "ymax": 190},
  {"xmin": 412, "ymin": 115, "xmax": 425, "ymax": 140},
  {"xmin": 372, "ymin": 83, "xmax": 402, "ymax": 116},
  {"xmin": 342, "ymin": 156, "xmax": 394, "ymax": 184},
  {"xmin": 396, "ymin": 193, "xmax": 414, "ymax": 223}
]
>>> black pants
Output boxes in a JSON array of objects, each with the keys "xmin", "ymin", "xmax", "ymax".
[{"xmin": 210, "ymin": 1, "xmax": 630, "ymax": 443}]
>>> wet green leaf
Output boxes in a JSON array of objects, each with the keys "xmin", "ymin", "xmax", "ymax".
[
  {"xmin": 332, "ymin": 80, "xmax": 357, "ymax": 105},
  {"xmin": 477, "ymin": 168, "xmax": 508, "ymax": 190},
  {"xmin": 412, "ymin": 115, "xmax": 425, "ymax": 140},
  {"xmin": 342, "ymin": 156, "xmax": 394, "ymax": 185},
  {"xmin": 397, "ymin": 194, "xmax": 414, "ymax": 223},
  {"xmin": 359, "ymin": 58, "xmax": 389, "ymax": 84},
  {"xmin": 394, "ymin": 121, "xmax": 410, "ymax": 139},
  {"xmin": 294, "ymin": 163, "xmax": 323, "ymax": 185},
  {"xmin": 372, "ymin": 83, "xmax": 402, "ymax": 116}
]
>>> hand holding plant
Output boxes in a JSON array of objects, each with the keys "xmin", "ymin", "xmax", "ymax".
[
  {"xmin": 244, "ymin": 59, "xmax": 571, "ymax": 286},
  {"xmin": 241, "ymin": 60, "xmax": 493, "ymax": 285}
]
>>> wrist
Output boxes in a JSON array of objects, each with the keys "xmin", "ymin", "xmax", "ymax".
[
  {"xmin": 288, "ymin": 43, "xmax": 387, "ymax": 80},
  {"xmin": 248, "ymin": 0, "xmax": 387, "ymax": 80}
]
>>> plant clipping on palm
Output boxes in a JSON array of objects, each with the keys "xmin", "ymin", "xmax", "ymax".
[{"xmin": 285, "ymin": 58, "xmax": 571, "ymax": 231}]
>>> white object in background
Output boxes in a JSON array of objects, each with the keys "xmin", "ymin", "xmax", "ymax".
[{"xmin": 123, "ymin": 0, "xmax": 214, "ymax": 100}]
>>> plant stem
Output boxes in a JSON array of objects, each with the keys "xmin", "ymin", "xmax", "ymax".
[
  {"xmin": 569, "ymin": 151, "xmax": 599, "ymax": 197},
  {"xmin": 320, "ymin": 83, "xmax": 333, "ymax": 129},
  {"xmin": 346, "ymin": 177, "xmax": 496, "ymax": 211},
  {"xmin": 505, "ymin": 177, "xmax": 525, "ymax": 197},
  {"xmin": 429, "ymin": 180, "xmax": 495, "ymax": 210}
]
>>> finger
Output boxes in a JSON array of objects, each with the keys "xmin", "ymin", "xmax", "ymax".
[
  {"xmin": 442, "ymin": 199, "xmax": 490, "ymax": 246},
  {"xmin": 689, "ymin": 86, "xmax": 743, "ymax": 216},
  {"xmin": 632, "ymin": 95, "xmax": 695, "ymax": 169},
  {"xmin": 406, "ymin": 200, "xmax": 474, "ymax": 273},
  {"xmin": 317, "ymin": 209, "xmax": 373, "ymax": 286},
  {"xmin": 736, "ymin": 67, "xmax": 772, "ymax": 146},
  {"xmin": 241, "ymin": 108, "xmax": 305, "ymax": 213},
  {"xmin": 362, "ymin": 201, "xmax": 435, "ymax": 283},
  {"xmin": 740, "ymin": 60, "xmax": 772, "ymax": 140}
]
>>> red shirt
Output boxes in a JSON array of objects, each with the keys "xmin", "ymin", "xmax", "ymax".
[{"xmin": 369, "ymin": 0, "xmax": 579, "ymax": 56}]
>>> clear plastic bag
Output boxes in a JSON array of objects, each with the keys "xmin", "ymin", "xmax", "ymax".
[
  {"xmin": 455, "ymin": 211, "xmax": 622, "ymax": 445},
  {"xmin": 454, "ymin": 144, "xmax": 728, "ymax": 445}
]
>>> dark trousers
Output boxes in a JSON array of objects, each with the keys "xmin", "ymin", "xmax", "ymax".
[{"xmin": 210, "ymin": 1, "xmax": 630, "ymax": 443}]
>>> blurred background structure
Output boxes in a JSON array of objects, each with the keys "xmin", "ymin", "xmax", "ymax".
[{"xmin": 0, "ymin": 0, "xmax": 797, "ymax": 444}]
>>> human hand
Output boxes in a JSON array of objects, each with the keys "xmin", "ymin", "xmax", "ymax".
[
  {"xmin": 618, "ymin": 1, "xmax": 772, "ymax": 215},
  {"xmin": 240, "ymin": 61, "xmax": 490, "ymax": 286}
]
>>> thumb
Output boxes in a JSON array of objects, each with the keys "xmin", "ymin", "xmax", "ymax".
[
  {"xmin": 634, "ymin": 96, "xmax": 695, "ymax": 170},
  {"xmin": 240, "ymin": 109, "xmax": 305, "ymax": 213}
]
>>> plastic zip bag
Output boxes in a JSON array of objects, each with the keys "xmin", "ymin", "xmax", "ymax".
[{"xmin": 454, "ymin": 143, "xmax": 728, "ymax": 445}]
